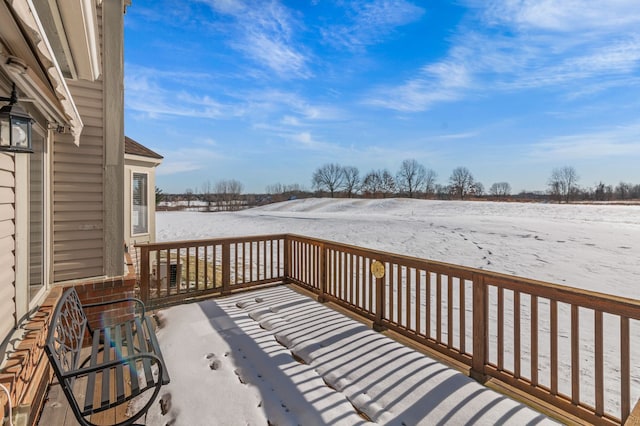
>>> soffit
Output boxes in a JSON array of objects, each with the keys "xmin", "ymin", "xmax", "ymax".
[{"xmin": 33, "ymin": 0, "xmax": 101, "ymax": 81}]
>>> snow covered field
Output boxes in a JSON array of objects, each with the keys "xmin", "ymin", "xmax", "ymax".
[
  {"xmin": 158, "ymin": 198, "xmax": 640, "ymax": 298},
  {"xmin": 148, "ymin": 199, "xmax": 640, "ymax": 424}
]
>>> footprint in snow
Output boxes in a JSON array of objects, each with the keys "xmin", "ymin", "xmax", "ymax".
[
  {"xmin": 205, "ymin": 353, "xmax": 221, "ymax": 370},
  {"xmin": 159, "ymin": 392, "xmax": 172, "ymax": 415}
]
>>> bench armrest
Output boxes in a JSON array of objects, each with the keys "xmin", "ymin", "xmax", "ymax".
[{"xmin": 83, "ymin": 297, "xmax": 146, "ymax": 318}]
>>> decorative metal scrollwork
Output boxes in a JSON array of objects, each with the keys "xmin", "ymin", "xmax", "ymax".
[{"xmin": 50, "ymin": 289, "xmax": 88, "ymax": 373}]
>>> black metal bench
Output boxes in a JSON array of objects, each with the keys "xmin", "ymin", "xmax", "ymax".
[{"xmin": 45, "ymin": 287, "xmax": 170, "ymax": 426}]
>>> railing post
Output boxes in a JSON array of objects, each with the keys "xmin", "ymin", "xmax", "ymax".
[
  {"xmin": 222, "ymin": 241, "xmax": 231, "ymax": 295},
  {"xmin": 373, "ymin": 265, "xmax": 385, "ymax": 331},
  {"xmin": 284, "ymin": 236, "xmax": 291, "ymax": 282},
  {"xmin": 318, "ymin": 244, "xmax": 327, "ymax": 302},
  {"xmin": 471, "ymin": 273, "xmax": 488, "ymax": 383},
  {"xmin": 139, "ymin": 245, "xmax": 150, "ymax": 305}
]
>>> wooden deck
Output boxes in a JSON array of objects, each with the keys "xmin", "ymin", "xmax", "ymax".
[{"xmin": 38, "ymin": 378, "xmax": 135, "ymax": 426}]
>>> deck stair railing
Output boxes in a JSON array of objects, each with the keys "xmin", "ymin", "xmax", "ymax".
[{"xmin": 137, "ymin": 234, "xmax": 640, "ymax": 425}]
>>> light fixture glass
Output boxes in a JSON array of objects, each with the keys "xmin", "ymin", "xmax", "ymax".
[{"xmin": 0, "ymin": 85, "xmax": 34, "ymax": 153}]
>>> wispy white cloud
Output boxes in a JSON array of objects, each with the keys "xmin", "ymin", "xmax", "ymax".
[
  {"xmin": 529, "ymin": 122, "xmax": 640, "ymax": 161},
  {"xmin": 157, "ymin": 143, "xmax": 228, "ymax": 176},
  {"xmin": 199, "ymin": 0, "xmax": 311, "ymax": 78},
  {"xmin": 321, "ymin": 0, "xmax": 424, "ymax": 50},
  {"xmin": 366, "ymin": 59, "xmax": 472, "ymax": 111},
  {"xmin": 367, "ymin": 1, "xmax": 640, "ymax": 111},
  {"xmin": 481, "ymin": 0, "xmax": 640, "ymax": 33},
  {"xmin": 244, "ymin": 88, "xmax": 347, "ymax": 123},
  {"xmin": 125, "ymin": 64, "xmax": 244, "ymax": 119},
  {"xmin": 435, "ymin": 131, "xmax": 479, "ymax": 141}
]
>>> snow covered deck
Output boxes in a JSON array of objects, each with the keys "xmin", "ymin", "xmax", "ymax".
[{"xmin": 142, "ymin": 285, "xmax": 558, "ymax": 425}]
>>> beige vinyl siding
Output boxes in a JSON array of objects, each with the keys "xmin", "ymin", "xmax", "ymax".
[
  {"xmin": 52, "ymin": 79, "xmax": 104, "ymax": 281},
  {"xmin": 0, "ymin": 153, "xmax": 16, "ymax": 341}
]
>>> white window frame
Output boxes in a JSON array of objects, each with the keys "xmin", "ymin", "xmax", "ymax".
[
  {"xmin": 15, "ymin": 123, "xmax": 50, "ymax": 319},
  {"xmin": 131, "ymin": 171, "xmax": 149, "ymax": 236}
]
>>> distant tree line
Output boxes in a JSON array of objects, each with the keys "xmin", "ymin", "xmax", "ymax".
[
  {"xmin": 310, "ymin": 162, "xmax": 640, "ymax": 203},
  {"xmin": 158, "ymin": 163, "xmax": 640, "ymax": 211}
]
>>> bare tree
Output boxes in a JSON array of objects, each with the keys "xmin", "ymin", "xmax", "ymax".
[
  {"xmin": 380, "ymin": 169, "xmax": 396, "ymax": 197},
  {"xmin": 266, "ymin": 183, "xmax": 284, "ymax": 194},
  {"xmin": 396, "ymin": 159, "xmax": 426, "ymax": 198},
  {"xmin": 185, "ymin": 188, "xmax": 194, "ymax": 207},
  {"xmin": 312, "ymin": 163, "xmax": 345, "ymax": 197},
  {"xmin": 213, "ymin": 179, "xmax": 244, "ymax": 211},
  {"xmin": 471, "ymin": 182, "xmax": 484, "ymax": 197},
  {"xmin": 424, "ymin": 169, "xmax": 437, "ymax": 198},
  {"xmin": 361, "ymin": 170, "xmax": 383, "ymax": 198},
  {"xmin": 343, "ymin": 166, "xmax": 360, "ymax": 198},
  {"xmin": 201, "ymin": 180, "xmax": 214, "ymax": 211},
  {"xmin": 489, "ymin": 182, "xmax": 511, "ymax": 198},
  {"xmin": 449, "ymin": 167, "xmax": 475, "ymax": 200},
  {"xmin": 616, "ymin": 182, "xmax": 632, "ymax": 199},
  {"xmin": 548, "ymin": 166, "xmax": 579, "ymax": 203}
]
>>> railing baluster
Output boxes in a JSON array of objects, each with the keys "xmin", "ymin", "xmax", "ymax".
[
  {"xmin": 348, "ymin": 254, "xmax": 353, "ymax": 304},
  {"xmin": 437, "ymin": 274, "xmax": 442, "ymax": 343},
  {"xmin": 514, "ymin": 291, "xmax": 521, "ymax": 378},
  {"xmin": 140, "ymin": 245, "xmax": 149, "ymax": 304},
  {"xmin": 368, "ymin": 258, "xmax": 373, "ymax": 313},
  {"xmin": 406, "ymin": 268, "xmax": 412, "ymax": 330},
  {"xmin": 448, "ymin": 275, "xmax": 453, "ymax": 349},
  {"xmin": 186, "ymin": 246, "xmax": 191, "ymax": 292},
  {"xmin": 386, "ymin": 263, "xmax": 392, "ymax": 322},
  {"xmin": 165, "ymin": 249, "xmax": 171, "ymax": 296},
  {"xmin": 498, "ymin": 287, "xmax": 504, "ymax": 371},
  {"xmin": 397, "ymin": 265, "xmax": 402, "ymax": 325},
  {"xmin": 460, "ymin": 278, "xmax": 466, "ymax": 354},
  {"xmin": 263, "ymin": 240, "xmax": 267, "ymax": 281},
  {"xmin": 222, "ymin": 242, "xmax": 230, "ymax": 294},
  {"xmin": 426, "ymin": 271, "xmax": 431, "ymax": 339},
  {"xmin": 249, "ymin": 241, "xmax": 254, "ymax": 282},
  {"xmin": 595, "ymin": 310, "xmax": 604, "ymax": 416},
  {"xmin": 621, "ymin": 316, "xmax": 630, "ymax": 422},
  {"xmin": 356, "ymin": 255, "xmax": 361, "ymax": 308},
  {"xmin": 213, "ymin": 244, "xmax": 218, "ymax": 288},
  {"xmin": 550, "ymin": 299, "xmax": 558, "ymax": 395},
  {"xmin": 277, "ymin": 239, "xmax": 281, "ymax": 278},
  {"xmin": 471, "ymin": 274, "xmax": 487, "ymax": 382},
  {"xmin": 416, "ymin": 269, "xmax": 421, "ymax": 336},
  {"xmin": 571, "ymin": 305, "xmax": 580, "ymax": 404},
  {"xmin": 204, "ymin": 245, "xmax": 209, "ymax": 289},
  {"xmin": 531, "ymin": 295, "xmax": 538, "ymax": 386}
]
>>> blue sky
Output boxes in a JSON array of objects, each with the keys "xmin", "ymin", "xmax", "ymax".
[{"xmin": 124, "ymin": 0, "xmax": 640, "ymax": 194}]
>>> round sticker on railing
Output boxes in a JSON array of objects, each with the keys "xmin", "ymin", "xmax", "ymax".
[{"xmin": 371, "ymin": 260, "xmax": 385, "ymax": 279}]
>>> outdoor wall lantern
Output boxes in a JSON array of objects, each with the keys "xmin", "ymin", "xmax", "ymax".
[{"xmin": 0, "ymin": 83, "xmax": 33, "ymax": 153}]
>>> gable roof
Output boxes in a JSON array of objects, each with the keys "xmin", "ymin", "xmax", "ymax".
[{"xmin": 125, "ymin": 136, "xmax": 163, "ymax": 159}]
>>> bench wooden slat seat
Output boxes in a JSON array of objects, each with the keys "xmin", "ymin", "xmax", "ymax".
[{"xmin": 45, "ymin": 287, "xmax": 170, "ymax": 426}]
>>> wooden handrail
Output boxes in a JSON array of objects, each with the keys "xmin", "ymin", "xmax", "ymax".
[{"xmin": 136, "ymin": 233, "xmax": 640, "ymax": 424}]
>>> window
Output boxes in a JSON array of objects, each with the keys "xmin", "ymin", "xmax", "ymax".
[
  {"xmin": 132, "ymin": 172, "xmax": 148, "ymax": 235},
  {"xmin": 29, "ymin": 131, "xmax": 45, "ymax": 301}
]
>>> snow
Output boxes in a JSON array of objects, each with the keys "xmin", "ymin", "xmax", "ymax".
[{"xmin": 145, "ymin": 198, "xmax": 640, "ymax": 424}]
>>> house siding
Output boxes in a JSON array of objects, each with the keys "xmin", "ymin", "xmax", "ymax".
[
  {"xmin": 52, "ymin": 80, "xmax": 105, "ymax": 281},
  {"xmin": 0, "ymin": 153, "xmax": 16, "ymax": 341}
]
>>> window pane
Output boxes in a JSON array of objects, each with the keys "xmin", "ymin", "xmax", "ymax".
[
  {"xmin": 132, "ymin": 173, "xmax": 148, "ymax": 234},
  {"xmin": 29, "ymin": 134, "xmax": 44, "ymax": 300}
]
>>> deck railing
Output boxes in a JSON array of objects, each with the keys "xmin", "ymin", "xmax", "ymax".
[{"xmin": 137, "ymin": 234, "xmax": 640, "ymax": 425}]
